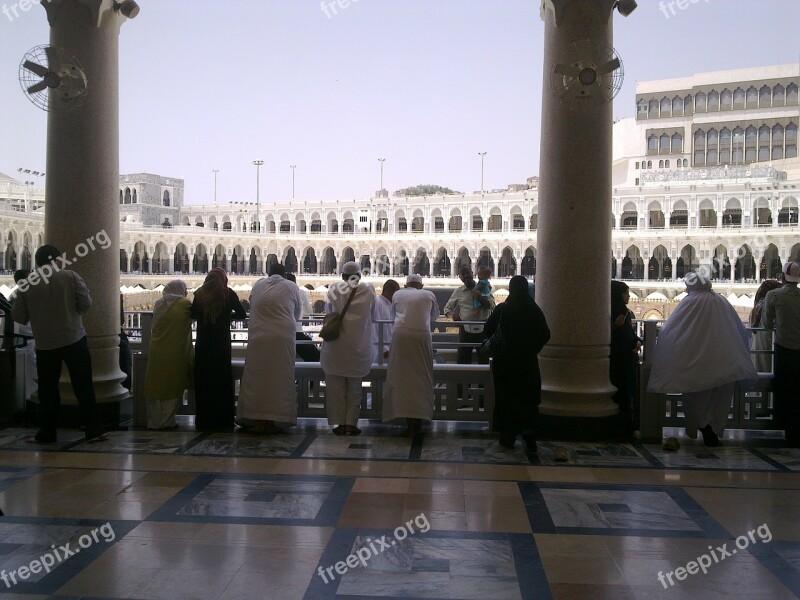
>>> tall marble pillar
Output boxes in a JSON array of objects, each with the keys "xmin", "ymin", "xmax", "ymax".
[
  {"xmin": 537, "ymin": 0, "xmax": 628, "ymax": 418},
  {"xmin": 42, "ymin": 0, "xmax": 138, "ymax": 407}
]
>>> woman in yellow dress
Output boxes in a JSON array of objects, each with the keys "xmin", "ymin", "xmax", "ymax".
[{"xmin": 144, "ymin": 280, "xmax": 193, "ymax": 429}]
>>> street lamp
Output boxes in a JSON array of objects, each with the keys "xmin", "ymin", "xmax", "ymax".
[
  {"xmin": 478, "ymin": 152, "xmax": 487, "ymax": 194},
  {"xmin": 212, "ymin": 169, "xmax": 219, "ymax": 205},
  {"xmin": 378, "ymin": 158, "xmax": 386, "ymax": 197},
  {"xmin": 252, "ymin": 160, "xmax": 264, "ymax": 232},
  {"xmin": 290, "ymin": 164, "xmax": 297, "ymax": 200}
]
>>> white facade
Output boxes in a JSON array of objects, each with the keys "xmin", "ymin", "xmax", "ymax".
[{"xmin": 2, "ymin": 65, "xmax": 798, "ymax": 282}]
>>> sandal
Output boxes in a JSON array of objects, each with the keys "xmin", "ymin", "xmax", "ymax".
[{"xmin": 553, "ymin": 447, "xmax": 569, "ymax": 462}]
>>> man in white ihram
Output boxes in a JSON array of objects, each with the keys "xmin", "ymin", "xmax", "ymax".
[
  {"xmin": 648, "ymin": 269, "xmax": 757, "ymax": 446},
  {"xmin": 320, "ymin": 261, "xmax": 375, "ymax": 435},
  {"xmin": 382, "ymin": 274, "xmax": 440, "ymax": 437},
  {"xmin": 372, "ymin": 279, "xmax": 399, "ymax": 363},
  {"xmin": 236, "ymin": 263, "xmax": 302, "ymax": 433}
]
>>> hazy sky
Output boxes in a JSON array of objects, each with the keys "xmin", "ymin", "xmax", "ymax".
[{"xmin": 1, "ymin": 0, "xmax": 798, "ymax": 205}]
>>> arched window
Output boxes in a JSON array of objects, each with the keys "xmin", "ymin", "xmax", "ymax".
[
  {"xmin": 719, "ymin": 128, "xmax": 731, "ymax": 164},
  {"xmin": 124, "ymin": 187, "xmax": 131, "ymax": 204},
  {"xmin": 786, "ymin": 123, "xmax": 798, "ymax": 158},
  {"xmin": 671, "ymin": 133, "xmax": 682, "ymax": 153},
  {"xmin": 746, "ymin": 86, "xmax": 759, "ymax": 107},
  {"xmin": 773, "ymin": 124, "xmax": 785, "ymax": 160},
  {"xmin": 694, "ymin": 129, "xmax": 706, "ymax": 165},
  {"xmin": 707, "ymin": 90, "xmax": 719, "ymax": 111},
  {"xmin": 659, "ymin": 160, "xmax": 664, "ymax": 168},
  {"xmin": 665, "ymin": 159, "xmax": 670, "ymax": 168},
  {"xmin": 649, "ymin": 98, "xmax": 659, "ymax": 117},
  {"xmin": 119, "ymin": 190, "xmax": 123, "ymax": 204},
  {"xmin": 132, "ymin": 189, "xmax": 137, "ymax": 203},
  {"xmin": 637, "ymin": 99, "xmax": 648, "ymax": 117},
  {"xmin": 684, "ymin": 95, "xmax": 693, "ymax": 113},
  {"xmin": 672, "ymin": 96, "xmax": 683, "ymax": 114},
  {"xmin": 720, "ymin": 89, "xmax": 732, "ymax": 110},
  {"xmin": 660, "ymin": 97, "xmax": 671, "ymax": 116},
  {"xmin": 647, "ymin": 134, "xmax": 658, "ymax": 153},
  {"xmin": 773, "ymin": 84, "xmax": 785, "ymax": 106},
  {"xmin": 746, "ymin": 125, "xmax": 757, "ymax": 143},
  {"xmin": 695, "ymin": 92, "xmax": 706, "ymax": 112},
  {"xmin": 732, "ymin": 127, "xmax": 745, "ymax": 164},
  {"xmin": 659, "ymin": 134, "xmax": 670, "ymax": 153},
  {"xmin": 647, "ymin": 160, "xmax": 652, "ymax": 168},
  {"xmin": 788, "ymin": 83, "xmax": 799, "ymax": 105},
  {"xmin": 683, "ymin": 159, "xmax": 688, "ymax": 167},
  {"xmin": 733, "ymin": 87, "xmax": 745, "ymax": 109},
  {"xmin": 163, "ymin": 190, "xmax": 170, "ymax": 206},
  {"xmin": 759, "ymin": 124, "xmax": 770, "ymax": 143},
  {"xmin": 759, "ymin": 85, "xmax": 771, "ymax": 107}
]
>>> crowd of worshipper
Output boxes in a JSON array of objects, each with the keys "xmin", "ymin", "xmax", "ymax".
[{"xmin": 5, "ymin": 244, "xmax": 800, "ymax": 450}]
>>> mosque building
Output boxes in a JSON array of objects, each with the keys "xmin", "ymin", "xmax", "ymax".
[{"xmin": 3, "ymin": 65, "xmax": 798, "ymax": 289}]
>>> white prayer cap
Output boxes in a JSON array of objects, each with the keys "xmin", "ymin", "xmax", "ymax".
[
  {"xmin": 407, "ymin": 274, "xmax": 423, "ymax": 285},
  {"xmin": 342, "ymin": 261, "xmax": 360, "ymax": 275}
]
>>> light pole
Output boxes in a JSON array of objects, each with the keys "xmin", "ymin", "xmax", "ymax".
[
  {"xmin": 213, "ymin": 169, "xmax": 219, "ymax": 205},
  {"xmin": 252, "ymin": 160, "xmax": 264, "ymax": 232},
  {"xmin": 290, "ymin": 164, "xmax": 297, "ymax": 200},
  {"xmin": 378, "ymin": 158, "xmax": 386, "ymax": 197},
  {"xmin": 478, "ymin": 152, "xmax": 487, "ymax": 194}
]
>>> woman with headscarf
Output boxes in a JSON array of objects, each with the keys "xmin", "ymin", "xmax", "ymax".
[
  {"xmin": 191, "ymin": 268, "xmax": 246, "ymax": 431},
  {"xmin": 750, "ymin": 279, "xmax": 782, "ymax": 373},
  {"xmin": 610, "ymin": 281, "xmax": 641, "ymax": 431},
  {"xmin": 648, "ymin": 271, "xmax": 757, "ymax": 446},
  {"xmin": 483, "ymin": 275, "xmax": 550, "ymax": 450},
  {"xmin": 144, "ymin": 280, "xmax": 193, "ymax": 429}
]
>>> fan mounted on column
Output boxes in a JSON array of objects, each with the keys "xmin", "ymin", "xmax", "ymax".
[
  {"xmin": 550, "ymin": 39, "xmax": 624, "ymax": 109},
  {"xmin": 19, "ymin": 45, "xmax": 88, "ymax": 112}
]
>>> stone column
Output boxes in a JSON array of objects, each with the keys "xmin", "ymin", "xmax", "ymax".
[
  {"xmin": 536, "ymin": 0, "xmax": 625, "ymax": 419},
  {"xmin": 42, "ymin": 0, "xmax": 138, "ymax": 409}
]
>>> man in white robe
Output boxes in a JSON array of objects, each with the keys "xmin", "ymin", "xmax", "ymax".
[
  {"xmin": 648, "ymin": 270, "xmax": 757, "ymax": 446},
  {"xmin": 383, "ymin": 274, "xmax": 440, "ymax": 436},
  {"xmin": 236, "ymin": 264, "xmax": 302, "ymax": 433},
  {"xmin": 286, "ymin": 272, "xmax": 319, "ymax": 361},
  {"xmin": 320, "ymin": 262, "xmax": 376, "ymax": 435},
  {"xmin": 373, "ymin": 279, "xmax": 399, "ymax": 363}
]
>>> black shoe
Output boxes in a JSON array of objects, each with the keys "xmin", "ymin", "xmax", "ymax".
[
  {"xmin": 700, "ymin": 425, "xmax": 720, "ymax": 447},
  {"xmin": 523, "ymin": 435, "xmax": 538, "ymax": 452},
  {"xmin": 26, "ymin": 431, "xmax": 56, "ymax": 444},
  {"xmin": 499, "ymin": 433, "xmax": 516, "ymax": 449}
]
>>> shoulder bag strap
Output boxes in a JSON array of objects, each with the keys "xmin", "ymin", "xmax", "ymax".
[{"xmin": 338, "ymin": 284, "xmax": 360, "ymax": 320}]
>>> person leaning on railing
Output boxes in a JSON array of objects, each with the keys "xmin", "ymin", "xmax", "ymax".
[
  {"xmin": 763, "ymin": 261, "xmax": 800, "ymax": 447},
  {"xmin": 443, "ymin": 266, "xmax": 495, "ymax": 365}
]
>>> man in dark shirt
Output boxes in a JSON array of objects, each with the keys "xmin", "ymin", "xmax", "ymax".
[
  {"xmin": 11, "ymin": 245, "xmax": 107, "ymax": 444},
  {"xmin": 764, "ymin": 261, "xmax": 800, "ymax": 447}
]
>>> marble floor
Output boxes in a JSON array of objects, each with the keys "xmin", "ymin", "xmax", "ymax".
[{"xmin": 0, "ymin": 419, "xmax": 798, "ymax": 599}]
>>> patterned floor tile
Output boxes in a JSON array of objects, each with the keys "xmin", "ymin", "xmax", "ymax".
[{"xmin": 642, "ymin": 444, "xmax": 778, "ymax": 471}]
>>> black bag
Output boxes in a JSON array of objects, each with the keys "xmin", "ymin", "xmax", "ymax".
[
  {"xmin": 319, "ymin": 285, "xmax": 359, "ymax": 342},
  {"xmin": 478, "ymin": 314, "xmax": 505, "ymax": 359}
]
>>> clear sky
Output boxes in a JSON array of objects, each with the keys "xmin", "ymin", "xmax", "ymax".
[{"xmin": 1, "ymin": 0, "xmax": 798, "ymax": 205}]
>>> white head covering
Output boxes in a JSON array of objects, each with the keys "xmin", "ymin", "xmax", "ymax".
[
  {"xmin": 406, "ymin": 274, "xmax": 423, "ymax": 285},
  {"xmin": 152, "ymin": 280, "xmax": 188, "ymax": 329},
  {"xmin": 342, "ymin": 261, "xmax": 360, "ymax": 275}
]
